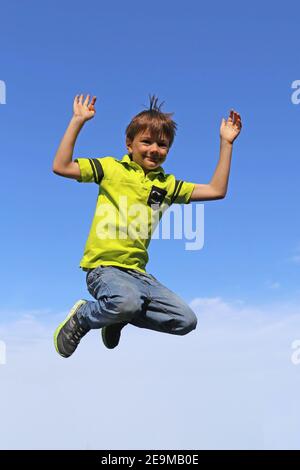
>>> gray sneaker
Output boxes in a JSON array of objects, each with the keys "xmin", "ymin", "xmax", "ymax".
[
  {"xmin": 101, "ymin": 322, "xmax": 127, "ymax": 349},
  {"xmin": 54, "ymin": 300, "xmax": 89, "ymax": 358}
]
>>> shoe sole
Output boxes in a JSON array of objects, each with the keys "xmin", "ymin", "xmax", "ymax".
[
  {"xmin": 54, "ymin": 300, "xmax": 87, "ymax": 357},
  {"xmin": 101, "ymin": 326, "xmax": 114, "ymax": 349},
  {"xmin": 101, "ymin": 323, "xmax": 126, "ymax": 349}
]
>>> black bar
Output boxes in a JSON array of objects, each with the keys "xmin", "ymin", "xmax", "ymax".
[{"xmin": 0, "ymin": 450, "xmax": 299, "ymax": 465}]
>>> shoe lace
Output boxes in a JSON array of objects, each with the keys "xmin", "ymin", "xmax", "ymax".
[{"xmin": 68, "ymin": 321, "xmax": 88, "ymax": 344}]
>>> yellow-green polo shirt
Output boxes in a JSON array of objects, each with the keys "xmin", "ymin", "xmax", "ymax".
[{"xmin": 74, "ymin": 154, "xmax": 195, "ymax": 273}]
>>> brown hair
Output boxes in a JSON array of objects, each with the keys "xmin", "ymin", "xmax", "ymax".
[{"xmin": 125, "ymin": 95, "xmax": 177, "ymax": 148}]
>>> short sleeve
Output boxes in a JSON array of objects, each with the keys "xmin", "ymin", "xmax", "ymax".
[
  {"xmin": 170, "ymin": 180, "xmax": 195, "ymax": 204},
  {"xmin": 74, "ymin": 157, "xmax": 114, "ymax": 183},
  {"xmin": 74, "ymin": 158, "xmax": 102, "ymax": 183}
]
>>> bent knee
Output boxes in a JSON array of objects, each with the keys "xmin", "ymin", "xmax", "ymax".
[
  {"xmin": 178, "ymin": 312, "xmax": 198, "ymax": 335},
  {"xmin": 107, "ymin": 292, "xmax": 141, "ymax": 321}
]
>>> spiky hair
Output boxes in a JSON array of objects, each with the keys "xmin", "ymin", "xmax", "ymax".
[
  {"xmin": 125, "ymin": 94, "xmax": 177, "ymax": 148},
  {"xmin": 147, "ymin": 94, "xmax": 165, "ymax": 112}
]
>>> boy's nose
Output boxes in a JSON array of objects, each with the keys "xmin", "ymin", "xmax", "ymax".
[{"xmin": 149, "ymin": 143, "xmax": 159, "ymax": 153}]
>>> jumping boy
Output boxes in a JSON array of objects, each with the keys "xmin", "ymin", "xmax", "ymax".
[{"xmin": 53, "ymin": 94, "xmax": 242, "ymax": 358}]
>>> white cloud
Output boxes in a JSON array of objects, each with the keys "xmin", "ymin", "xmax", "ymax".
[
  {"xmin": 289, "ymin": 244, "xmax": 300, "ymax": 264},
  {"xmin": 265, "ymin": 281, "xmax": 280, "ymax": 289},
  {"xmin": 0, "ymin": 298, "xmax": 300, "ymax": 450}
]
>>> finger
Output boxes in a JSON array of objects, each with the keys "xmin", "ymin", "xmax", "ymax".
[
  {"xmin": 84, "ymin": 94, "xmax": 90, "ymax": 107},
  {"xmin": 235, "ymin": 113, "xmax": 242, "ymax": 126},
  {"xmin": 79, "ymin": 94, "xmax": 84, "ymax": 105},
  {"xmin": 236, "ymin": 114, "xmax": 242, "ymax": 125},
  {"xmin": 233, "ymin": 110, "xmax": 239, "ymax": 123},
  {"xmin": 233, "ymin": 111, "xmax": 238, "ymax": 125},
  {"xmin": 74, "ymin": 95, "xmax": 79, "ymax": 104},
  {"xmin": 228, "ymin": 109, "xmax": 234, "ymax": 122},
  {"xmin": 88, "ymin": 96, "xmax": 97, "ymax": 111},
  {"xmin": 234, "ymin": 110, "xmax": 241, "ymax": 122},
  {"xmin": 234, "ymin": 119, "xmax": 242, "ymax": 130}
]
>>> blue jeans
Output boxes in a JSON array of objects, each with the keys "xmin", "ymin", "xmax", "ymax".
[{"xmin": 77, "ymin": 265, "xmax": 197, "ymax": 336}]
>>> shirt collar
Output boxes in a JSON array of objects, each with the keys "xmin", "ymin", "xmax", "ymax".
[{"xmin": 121, "ymin": 154, "xmax": 165, "ymax": 176}]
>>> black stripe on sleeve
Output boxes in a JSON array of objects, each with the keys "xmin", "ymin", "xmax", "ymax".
[
  {"xmin": 88, "ymin": 159, "xmax": 97, "ymax": 182},
  {"xmin": 170, "ymin": 180, "xmax": 183, "ymax": 204},
  {"xmin": 88, "ymin": 158, "xmax": 104, "ymax": 184},
  {"xmin": 92, "ymin": 158, "xmax": 104, "ymax": 184},
  {"xmin": 170, "ymin": 180, "xmax": 181, "ymax": 204}
]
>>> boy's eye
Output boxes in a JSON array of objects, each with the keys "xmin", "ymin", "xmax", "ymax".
[{"xmin": 142, "ymin": 140, "xmax": 168, "ymax": 148}]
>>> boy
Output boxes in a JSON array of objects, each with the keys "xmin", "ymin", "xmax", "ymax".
[{"xmin": 53, "ymin": 94, "xmax": 242, "ymax": 358}]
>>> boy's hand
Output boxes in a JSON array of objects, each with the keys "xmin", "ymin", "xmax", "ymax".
[
  {"xmin": 220, "ymin": 109, "xmax": 242, "ymax": 144},
  {"xmin": 73, "ymin": 94, "xmax": 97, "ymax": 123}
]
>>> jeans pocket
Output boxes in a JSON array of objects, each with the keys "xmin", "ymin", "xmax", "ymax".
[
  {"xmin": 86, "ymin": 266, "xmax": 104, "ymax": 285},
  {"xmin": 86, "ymin": 266, "xmax": 113, "ymax": 299}
]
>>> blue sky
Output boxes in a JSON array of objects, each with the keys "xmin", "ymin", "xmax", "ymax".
[{"xmin": 0, "ymin": 0, "xmax": 300, "ymax": 450}]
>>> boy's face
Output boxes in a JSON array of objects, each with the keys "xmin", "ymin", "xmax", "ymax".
[{"xmin": 126, "ymin": 129, "xmax": 170, "ymax": 173}]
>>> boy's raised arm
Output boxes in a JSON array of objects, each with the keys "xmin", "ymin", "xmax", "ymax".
[
  {"xmin": 52, "ymin": 94, "xmax": 97, "ymax": 179},
  {"xmin": 190, "ymin": 110, "xmax": 242, "ymax": 201}
]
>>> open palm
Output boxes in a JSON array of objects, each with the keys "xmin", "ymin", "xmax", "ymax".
[
  {"xmin": 73, "ymin": 94, "xmax": 97, "ymax": 122},
  {"xmin": 220, "ymin": 110, "xmax": 242, "ymax": 144}
]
